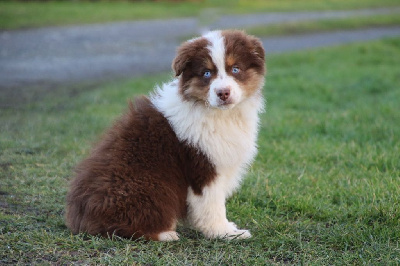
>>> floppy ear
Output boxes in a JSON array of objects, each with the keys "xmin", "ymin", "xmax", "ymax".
[
  {"xmin": 251, "ymin": 37, "xmax": 265, "ymax": 62},
  {"xmin": 172, "ymin": 43, "xmax": 191, "ymax": 77},
  {"xmin": 172, "ymin": 37, "xmax": 209, "ymax": 77}
]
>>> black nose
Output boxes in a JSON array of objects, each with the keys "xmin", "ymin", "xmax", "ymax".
[{"xmin": 217, "ymin": 88, "xmax": 230, "ymax": 101}]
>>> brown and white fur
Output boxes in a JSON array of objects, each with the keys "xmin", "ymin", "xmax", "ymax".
[{"xmin": 65, "ymin": 30, "xmax": 266, "ymax": 241}]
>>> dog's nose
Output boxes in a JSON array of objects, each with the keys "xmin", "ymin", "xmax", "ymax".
[{"xmin": 216, "ymin": 88, "xmax": 230, "ymax": 101}]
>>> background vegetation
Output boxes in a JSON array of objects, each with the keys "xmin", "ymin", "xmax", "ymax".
[
  {"xmin": 1, "ymin": 38, "xmax": 399, "ymax": 264},
  {"xmin": 1, "ymin": 0, "xmax": 400, "ymax": 30}
]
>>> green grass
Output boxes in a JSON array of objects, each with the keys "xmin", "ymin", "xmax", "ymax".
[
  {"xmin": 1, "ymin": 0, "xmax": 400, "ymax": 30},
  {"xmin": 247, "ymin": 14, "xmax": 400, "ymax": 37},
  {"xmin": 1, "ymin": 38, "xmax": 400, "ymax": 264}
]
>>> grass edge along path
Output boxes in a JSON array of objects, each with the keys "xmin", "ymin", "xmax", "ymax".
[
  {"xmin": 1, "ymin": 38, "xmax": 400, "ymax": 264},
  {"xmin": 247, "ymin": 13, "xmax": 400, "ymax": 37}
]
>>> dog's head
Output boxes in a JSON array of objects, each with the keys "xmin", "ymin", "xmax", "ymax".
[{"xmin": 172, "ymin": 30, "xmax": 265, "ymax": 109}]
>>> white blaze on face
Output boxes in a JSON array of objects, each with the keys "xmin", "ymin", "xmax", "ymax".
[{"xmin": 204, "ymin": 31, "xmax": 243, "ymax": 109}]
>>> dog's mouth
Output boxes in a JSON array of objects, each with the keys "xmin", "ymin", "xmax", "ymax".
[
  {"xmin": 218, "ymin": 104, "xmax": 235, "ymax": 110},
  {"xmin": 218, "ymin": 98, "xmax": 235, "ymax": 107},
  {"xmin": 220, "ymin": 101, "xmax": 234, "ymax": 108},
  {"xmin": 204, "ymin": 99, "xmax": 236, "ymax": 110},
  {"xmin": 213, "ymin": 102, "xmax": 235, "ymax": 110}
]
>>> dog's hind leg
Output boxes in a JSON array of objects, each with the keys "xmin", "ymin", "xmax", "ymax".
[{"xmin": 157, "ymin": 231, "xmax": 180, "ymax": 241}]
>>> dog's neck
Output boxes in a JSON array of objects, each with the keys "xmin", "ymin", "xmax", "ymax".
[{"xmin": 151, "ymin": 78, "xmax": 264, "ymax": 174}]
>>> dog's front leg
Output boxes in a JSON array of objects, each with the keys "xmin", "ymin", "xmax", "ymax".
[{"xmin": 186, "ymin": 182, "xmax": 251, "ymax": 240}]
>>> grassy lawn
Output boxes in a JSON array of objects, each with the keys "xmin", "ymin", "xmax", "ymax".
[
  {"xmin": 247, "ymin": 14, "xmax": 400, "ymax": 37},
  {"xmin": 1, "ymin": 0, "xmax": 400, "ymax": 30},
  {"xmin": 1, "ymin": 38, "xmax": 400, "ymax": 264}
]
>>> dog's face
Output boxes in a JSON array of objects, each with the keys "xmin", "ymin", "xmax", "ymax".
[{"xmin": 172, "ymin": 30, "xmax": 265, "ymax": 109}]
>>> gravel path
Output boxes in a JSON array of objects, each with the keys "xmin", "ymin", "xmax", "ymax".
[{"xmin": 1, "ymin": 7, "xmax": 400, "ymax": 90}]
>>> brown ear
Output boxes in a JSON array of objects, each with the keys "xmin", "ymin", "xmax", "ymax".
[
  {"xmin": 172, "ymin": 37, "xmax": 209, "ymax": 77},
  {"xmin": 172, "ymin": 43, "xmax": 190, "ymax": 77},
  {"xmin": 251, "ymin": 37, "xmax": 265, "ymax": 62}
]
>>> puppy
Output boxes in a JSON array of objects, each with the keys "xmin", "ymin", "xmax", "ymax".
[{"xmin": 65, "ymin": 30, "xmax": 266, "ymax": 241}]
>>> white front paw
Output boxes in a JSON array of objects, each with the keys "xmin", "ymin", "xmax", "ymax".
[
  {"xmin": 228, "ymin": 221, "xmax": 238, "ymax": 230},
  {"xmin": 225, "ymin": 229, "xmax": 251, "ymax": 240},
  {"xmin": 204, "ymin": 222, "xmax": 252, "ymax": 240}
]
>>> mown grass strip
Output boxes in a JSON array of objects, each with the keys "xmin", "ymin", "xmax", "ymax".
[
  {"xmin": 1, "ymin": 0, "xmax": 400, "ymax": 30},
  {"xmin": 247, "ymin": 14, "xmax": 400, "ymax": 37}
]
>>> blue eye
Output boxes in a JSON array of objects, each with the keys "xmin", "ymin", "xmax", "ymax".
[
  {"xmin": 204, "ymin": 70, "xmax": 211, "ymax": 78},
  {"xmin": 232, "ymin": 66, "xmax": 240, "ymax": 74}
]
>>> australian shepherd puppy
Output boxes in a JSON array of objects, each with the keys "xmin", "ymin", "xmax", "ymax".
[{"xmin": 66, "ymin": 30, "xmax": 266, "ymax": 241}]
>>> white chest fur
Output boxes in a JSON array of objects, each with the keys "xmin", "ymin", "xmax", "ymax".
[{"xmin": 151, "ymin": 80, "xmax": 264, "ymax": 187}]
